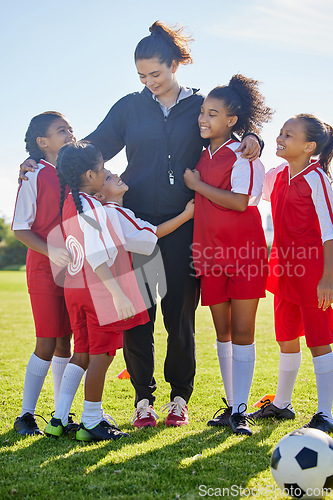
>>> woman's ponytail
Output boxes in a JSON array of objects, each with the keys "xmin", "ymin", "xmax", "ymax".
[{"xmin": 135, "ymin": 20, "xmax": 193, "ymax": 66}]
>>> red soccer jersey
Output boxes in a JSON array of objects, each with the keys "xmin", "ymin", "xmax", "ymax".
[
  {"xmin": 193, "ymin": 139, "xmax": 267, "ymax": 277},
  {"xmin": 12, "ymin": 160, "xmax": 68, "ymax": 295},
  {"xmin": 263, "ymin": 159, "xmax": 333, "ymax": 307},
  {"xmin": 61, "ymin": 193, "xmax": 148, "ymax": 330}
]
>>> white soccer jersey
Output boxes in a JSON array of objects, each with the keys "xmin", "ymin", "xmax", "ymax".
[{"xmin": 104, "ymin": 202, "xmax": 157, "ymax": 255}]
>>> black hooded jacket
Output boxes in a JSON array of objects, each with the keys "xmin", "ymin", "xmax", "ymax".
[{"xmin": 85, "ymin": 86, "xmax": 205, "ymax": 220}]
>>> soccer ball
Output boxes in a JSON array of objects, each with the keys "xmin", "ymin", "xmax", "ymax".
[{"xmin": 271, "ymin": 427, "xmax": 333, "ymax": 499}]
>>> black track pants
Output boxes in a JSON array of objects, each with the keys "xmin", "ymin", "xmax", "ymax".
[{"xmin": 123, "ymin": 218, "xmax": 199, "ymax": 407}]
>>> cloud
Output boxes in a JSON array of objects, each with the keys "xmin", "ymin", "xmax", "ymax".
[{"xmin": 207, "ymin": 0, "xmax": 333, "ymax": 56}]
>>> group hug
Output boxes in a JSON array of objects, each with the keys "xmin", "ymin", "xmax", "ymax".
[{"xmin": 12, "ymin": 20, "xmax": 333, "ymax": 442}]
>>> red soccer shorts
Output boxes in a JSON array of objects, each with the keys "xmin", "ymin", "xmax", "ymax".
[
  {"xmin": 65, "ymin": 287, "xmax": 148, "ymax": 355},
  {"xmin": 200, "ymin": 267, "xmax": 267, "ymax": 306},
  {"xmin": 30, "ymin": 293, "xmax": 72, "ymax": 338},
  {"xmin": 274, "ymin": 295, "xmax": 333, "ymax": 347},
  {"xmin": 72, "ymin": 322, "xmax": 123, "ymax": 356}
]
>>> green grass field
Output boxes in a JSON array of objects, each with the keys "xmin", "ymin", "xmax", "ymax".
[{"xmin": 0, "ymin": 271, "xmax": 331, "ymax": 500}]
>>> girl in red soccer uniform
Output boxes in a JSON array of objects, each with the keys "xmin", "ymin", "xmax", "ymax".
[
  {"xmin": 95, "ymin": 171, "xmax": 195, "ymax": 428},
  {"xmin": 251, "ymin": 114, "xmax": 333, "ymax": 433},
  {"xmin": 184, "ymin": 74, "xmax": 273, "ymax": 435},
  {"xmin": 12, "ymin": 112, "xmax": 74, "ymax": 436},
  {"xmin": 46, "ymin": 141, "xmax": 147, "ymax": 441}
]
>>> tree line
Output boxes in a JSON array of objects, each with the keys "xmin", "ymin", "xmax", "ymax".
[{"xmin": 0, "ymin": 218, "xmax": 27, "ymax": 269}]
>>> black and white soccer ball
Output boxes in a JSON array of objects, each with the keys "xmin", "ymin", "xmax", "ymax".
[{"xmin": 271, "ymin": 427, "xmax": 333, "ymax": 499}]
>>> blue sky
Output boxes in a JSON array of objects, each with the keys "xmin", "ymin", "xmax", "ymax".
[{"xmin": 1, "ymin": 0, "xmax": 332, "ymax": 224}]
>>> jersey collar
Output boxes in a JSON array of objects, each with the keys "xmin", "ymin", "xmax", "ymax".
[
  {"xmin": 39, "ymin": 159, "xmax": 55, "ymax": 168},
  {"xmin": 208, "ymin": 139, "xmax": 234, "ymax": 159},
  {"xmin": 289, "ymin": 158, "xmax": 321, "ymax": 180}
]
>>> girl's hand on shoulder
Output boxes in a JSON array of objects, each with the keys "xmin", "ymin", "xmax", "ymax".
[
  {"xmin": 317, "ymin": 274, "xmax": 333, "ymax": 311},
  {"xmin": 184, "ymin": 168, "xmax": 201, "ymax": 190},
  {"xmin": 235, "ymin": 135, "xmax": 260, "ymax": 161},
  {"xmin": 19, "ymin": 158, "xmax": 38, "ymax": 182},
  {"xmin": 113, "ymin": 291, "xmax": 136, "ymax": 320},
  {"xmin": 184, "ymin": 199, "xmax": 195, "ymax": 220},
  {"xmin": 48, "ymin": 246, "xmax": 72, "ymax": 267}
]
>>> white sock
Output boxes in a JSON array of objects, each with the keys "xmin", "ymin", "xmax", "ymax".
[
  {"xmin": 273, "ymin": 351, "xmax": 302, "ymax": 409},
  {"xmin": 53, "ymin": 363, "xmax": 85, "ymax": 426},
  {"xmin": 231, "ymin": 343, "xmax": 255, "ymax": 414},
  {"xmin": 81, "ymin": 400, "xmax": 103, "ymax": 429},
  {"xmin": 52, "ymin": 355, "xmax": 71, "ymax": 408},
  {"xmin": 216, "ymin": 340, "xmax": 233, "ymax": 406},
  {"xmin": 21, "ymin": 353, "xmax": 51, "ymax": 416},
  {"xmin": 313, "ymin": 351, "xmax": 333, "ymax": 419}
]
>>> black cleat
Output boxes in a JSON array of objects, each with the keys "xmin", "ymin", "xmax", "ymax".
[
  {"xmin": 249, "ymin": 400, "xmax": 295, "ymax": 420},
  {"xmin": 229, "ymin": 404, "xmax": 254, "ymax": 436},
  {"xmin": 76, "ymin": 420, "xmax": 129, "ymax": 442},
  {"xmin": 303, "ymin": 412, "xmax": 333, "ymax": 433},
  {"xmin": 14, "ymin": 412, "xmax": 44, "ymax": 436},
  {"xmin": 207, "ymin": 398, "xmax": 232, "ymax": 427},
  {"xmin": 66, "ymin": 413, "xmax": 79, "ymax": 434}
]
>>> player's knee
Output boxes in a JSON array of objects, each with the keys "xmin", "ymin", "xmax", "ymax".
[
  {"xmin": 71, "ymin": 352, "xmax": 89, "ymax": 370},
  {"xmin": 54, "ymin": 335, "xmax": 72, "ymax": 357},
  {"xmin": 35, "ymin": 337, "xmax": 57, "ymax": 360}
]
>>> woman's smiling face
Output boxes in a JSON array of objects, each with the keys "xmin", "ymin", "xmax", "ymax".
[{"xmin": 136, "ymin": 57, "xmax": 178, "ymax": 99}]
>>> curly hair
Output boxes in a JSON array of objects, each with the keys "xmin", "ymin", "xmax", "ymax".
[
  {"xmin": 207, "ymin": 74, "xmax": 274, "ymax": 136},
  {"xmin": 134, "ymin": 20, "xmax": 193, "ymax": 67},
  {"xmin": 56, "ymin": 141, "xmax": 103, "ymax": 230},
  {"xmin": 295, "ymin": 114, "xmax": 333, "ymax": 177},
  {"xmin": 25, "ymin": 111, "xmax": 65, "ymax": 162}
]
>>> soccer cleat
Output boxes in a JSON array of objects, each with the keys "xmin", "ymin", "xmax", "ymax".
[
  {"xmin": 207, "ymin": 397, "xmax": 232, "ymax": 427},
  {"xmin": 66, "ymin": 413, "xmax": 79, "ymax": 434},
  {"xmin": 45, "ymin": 417, "xmax": 66, "ymax": 437},
  {"xmin": 161, "ymin": 396, "xmax": 189, "ymax": 427},
  {"xmin": 229, "ymin": 404, "xmax": 255, "ymax": 436},
  {"xmin": 47, "ymin": 412, "xmax": 79, "ymax": 437},
  {"xmin": 249, "ymin": 400, "xmax": 295, "ymax": 420},
  {"xmin": 14, "ymin": 412, "xmax": 44, "ymax": 436},
  {"xmin": 303, "ymin": 412, "xmax": 333, "ymax": 433},
  {"xmin": 129, "ymin": 399, "xmax": 159, "ymax": 428},
  {"xmin": 76, "ymin": 415, "xmax": 129, "ymax": 442}
]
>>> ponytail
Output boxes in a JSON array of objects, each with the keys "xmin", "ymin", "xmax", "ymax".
[
  {"xmin": 296, "ymin": 114, "xmax": 333, "ymax": 177},
  {"xmin": 135, "ymin": 20, "xmax": 193, "ymax": 66},
  {"xmin": 319, "ymin": 123, "xmax": 333, "ymax": 177},
  {"xmin": 207, "ymin": 74, "xmax": 274, "ymax": 136}
]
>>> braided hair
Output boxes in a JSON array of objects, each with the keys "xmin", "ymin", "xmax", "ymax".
[
  {"xmin": 134, "ymin": 20, "xmax": 193, "ymax": 67},
  {"xmin": 207, "ymin": 74, "xmax": 274, "ymax": 137},
  {"xmin": 56, "ymin": 141, "xmax": 103, "ymax": 231},
  {"xmin": 295, "ymin": 114, "xmax": 333, "ymax": 178},
  {"xmin": 25, "ymin": 111, "xmax": 65, "ymax": 161}
]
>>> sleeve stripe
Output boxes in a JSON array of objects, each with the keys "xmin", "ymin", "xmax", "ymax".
[
  {"xmin": 114, "ymin": 206, "xmax": 156, "ymax": 235},
  {"xmin": 248, "ymin": 160, "xmax": 254, "ymax": 195},
  {"xmin": 82, "ymin": 195, "xmax": 114, "ymax": 260},
  {"xmin": 315, "ymin": 168, "xmax": 333, "ymax": 224}
]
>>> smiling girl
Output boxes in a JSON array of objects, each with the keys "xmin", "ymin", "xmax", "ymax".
[
  {"xmin": 12, "ymin": 112, "xmax": 74, "ymax": 436},
  {"xmin": 251, "ymin": 114, "xmax": 333, "ymax": 433},
  {"xmin": 46, "ymin": 141, "xmax": 150, "ymax": 441},
  {"xmin": 184, "ymin": 74, "xmax": 273, "ymax": 435}
]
